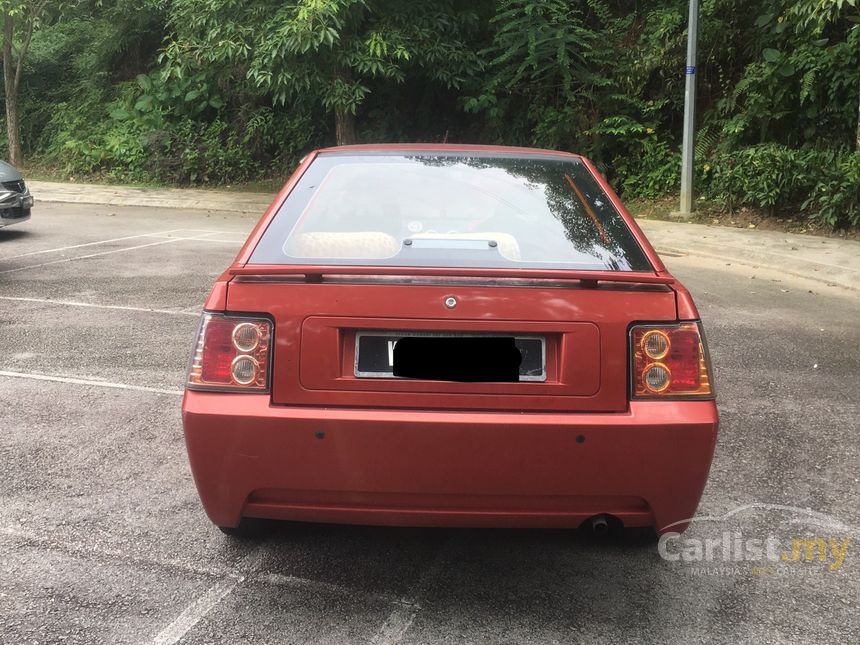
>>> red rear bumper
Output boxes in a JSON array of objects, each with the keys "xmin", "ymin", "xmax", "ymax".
[{"xmin": 182, "ymin": 392, "xmax": 718, "ymax": 533}]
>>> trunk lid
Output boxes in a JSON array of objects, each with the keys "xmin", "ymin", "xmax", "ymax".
[{"xmin": 226, "ymin": 276, "xmax": 677, "ymax": 412}]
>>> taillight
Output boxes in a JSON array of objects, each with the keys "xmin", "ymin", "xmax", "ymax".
[
  {"xmin": 630, "ymin": 322, "xmax": 713, "ymax": 399},
  {"xmin": 186, "ymin": 313, "xmax": 272, "ymax": 392}
]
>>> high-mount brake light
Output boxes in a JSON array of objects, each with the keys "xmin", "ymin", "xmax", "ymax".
[
  {"xmin": 187, "ymin": 313, "xmax": 272, "ymax": 392},
  {"xmin": 630, "ymin": 322, "xmax": 713, "ymax": 399}
]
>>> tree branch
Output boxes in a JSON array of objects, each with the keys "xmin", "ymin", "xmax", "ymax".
[
  {"xmin": 2, "ymin": 11, "xmax": 14, "ymax": 95},
  {"xmin": 13, "ymin": 0, "xmax": 49, "ymax": 92}
]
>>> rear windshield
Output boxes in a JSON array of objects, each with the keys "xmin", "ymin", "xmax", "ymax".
[{"xmin": 250, "ymin": 152, "xmax": 651, "ymax": 272}]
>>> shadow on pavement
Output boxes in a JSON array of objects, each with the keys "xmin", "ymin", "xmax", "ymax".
[{"xmin": 0, "ymin": 228, "xmax": 33, "ymax": 242}]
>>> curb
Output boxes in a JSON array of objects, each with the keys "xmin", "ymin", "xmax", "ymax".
[
  {"xmin": 652, "ymin": 243, "xmax": 858, "ymax": 293},
  {"xmin": 638, "ymin": 219, "xmax": 859, "ymax": 293},
  {"xmin": 29, "ymin": 181, "xmax": 273, "ymax": 215}
]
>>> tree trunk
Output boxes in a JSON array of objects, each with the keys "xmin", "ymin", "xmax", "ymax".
[
  {"xmin": 4, "ymin": 86, "xmax": 19, "ymax": 165},
  {"xmin": 2, "ymin": 13, "xmax": 22, "ymax": 166},
  {"xmin": 856, "ymin": 84, "xmax": 860, "ymax": 151},
  {"xmin": 335, "ymin": 108, "xmax": 357, "ymax": 146}
]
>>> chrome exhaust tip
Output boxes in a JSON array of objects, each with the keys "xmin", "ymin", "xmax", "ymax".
[{"xmin": 590, "ymin": 514, "xmax": 610, "ymax": 536}]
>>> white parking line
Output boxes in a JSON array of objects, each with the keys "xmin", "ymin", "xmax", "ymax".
[
  {"xmin": 0, "ymin": 525, "xmax": 230, "ymax": 580},
  {"xmin": 0, "ymin": 370, "xmax": 183, "ymax": 396},
  {"xmin": 0, "ymin": 238, "xmax": 187, "ymax": 274},
  {"xmin": 0, "ymin": 296, "xmax": 200, "ymax": 317},
  {"xmin": 370, "ymin": 539, "xmax": 452, "ymax": 644},
  {"xmin": 174, "ymin": 228, "xmax": 241, "ymax": 233},
  {"xmin": 370, "ymin": 605, "xmax": 420, "ymax": 645},
  {"xmin": 150, "ymin": 550, "xmax": 263, "ymax": 645},
  {"xmin": 147, "ymin": 235, "xmax": 245, "ymax": 244},
  {"xmin": 0, "ymin": 229, "xmax": 186, "ymax": 261},
  {"xmin": 150, "ymin": 578, "xmax": 242, "ymax": 645},
  {"xmin": 181, "ymin": 237, "xmax": 245, "ymax": 244}
]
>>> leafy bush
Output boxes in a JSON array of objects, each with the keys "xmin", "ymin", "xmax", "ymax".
[
  {"xmin": 701, "ymin": 144, "xmax": 860, "ymax": 228},
  {"xmin": 611, "ymin": 136, "xmax": 681, "ymax": 199},
  {"xmin": 703, "ymin": 144, "xmax": 804, "ymax": 213},
  {"xmin": 802, "ymin": 150, "xmax": 860, "ymax": 228},
  {"xmin": 39, "ymin": 76, "xmax": 317, "ymax": 185}
]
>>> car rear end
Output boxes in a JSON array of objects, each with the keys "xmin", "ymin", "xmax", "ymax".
[{"xmin": 182, "ymin": 146, "xmax": 718, "ymax": 534}]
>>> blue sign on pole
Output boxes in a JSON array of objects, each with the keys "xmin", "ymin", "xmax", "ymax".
[{"xmin": 685, "ymin": 66, "xmax": 696, "ymax": 75}]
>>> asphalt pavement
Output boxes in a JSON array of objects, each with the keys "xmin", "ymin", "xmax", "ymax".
[{"xmin": 1, "ymin": 202, "xmax": 858, "ymax": 644}]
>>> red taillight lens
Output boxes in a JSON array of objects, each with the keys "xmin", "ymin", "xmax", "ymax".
[
  {"xmin": 630, "ymin": 322, "xmax": 713, "ymax": 399},
  {"xmin": 187, "ymin": 313, "xmax": 272, "ymax": 392}
]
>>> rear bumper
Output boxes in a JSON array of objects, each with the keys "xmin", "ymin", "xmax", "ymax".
[
  {"xmin": 182, "ymin": 393, "xmax": 718, "ymax": 533},
  {"xmin": 0, "ymin": 206, "xmax": 30, "ymax": 228}
]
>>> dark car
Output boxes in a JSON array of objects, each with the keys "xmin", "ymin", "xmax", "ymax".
[
  {"xmin": 0, "ymin": 161, "xmax": 33, "ymax": 228},
  {"xmin": 182, "ymin": 144, "xmax": 718, "ymax": 538}
]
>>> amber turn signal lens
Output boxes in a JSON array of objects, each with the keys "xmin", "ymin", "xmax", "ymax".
[
  {"xmin": 630, "ymin": 322, "xmax": 713, "ymax": 398},
  {"xmin": 641, "ymin": 329, "xmax": 670, "ymax": 360}
]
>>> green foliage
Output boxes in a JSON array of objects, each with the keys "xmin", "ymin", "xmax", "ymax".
[
  {"xmin": 466, "ymin": 0, "xmax": 624, "ymax": 151},
  {"xmin": 703, "ymin": 144, "xmax": 807, "ymax": 213},
  {"xmin": 45, "ymin": 99, "xmax": 315, "ymax": 184},
  {"xmin": 613, "ymin": 137, "xmax": 681, "ymax": 199},
  {"xmin": 161, "ymin": 0, "xmax": 481, "ymax": 136},
  {"xmin": 701, "ymin": 144, "xmax": 860, "ymax": 228},
  {"xmin": 802, "ymin": 150, "xmax": 860, "ymax": 228},
  {"xmin": 714, "ymin": 10, "xmax": 860, "ymax": 147}
]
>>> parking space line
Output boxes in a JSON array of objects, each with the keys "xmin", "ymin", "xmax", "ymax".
[
  {"xmin": 369, "ymin": 539, "xmax": 452, "ymax": 645},
  {"xmin": 150, "ymin": 550, "xmax": 263, "ymax": 645},
  {"xmin": 0, "ymin": 370, "xmax": 183, "ymax": 396},
  {"xmin": 175, "ymin": 228, "xmax": 240, "ymax": 233},
  {"xmin": 150, "ymin": 578, "xmax": 241, "ymax": 645},
  {"xmin": 0, "ymin": 229, "xmax": 186, "ymax": 261},
  {"xmin": 0, "ymin": 296, "xmax": 200, "ymax": 317},
  {"xmin": 181, "ymin": 237, "xmax": 245, "ymax": 244},
  {"xmin": 0, "ymin": 526, "xmax": 230, "ymax": 580},
  {"xmin": 1, "ymin": 522, "xmax": 416, "ymax": 638},
  {"xmin": 0, "ymin": 238, "xmax": 187, "ymax": 274},
  {"xmin": 370, "ymin": 605, "xmax": 421, "ymax": 645},
  {"xmin": 148, "ymin": 235, "xmax": 245, "ymax": 244}
]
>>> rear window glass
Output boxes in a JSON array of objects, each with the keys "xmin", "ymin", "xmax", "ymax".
[{"xmin": 250, "ymin": 153, "xmax": 651, "ymax": 272}]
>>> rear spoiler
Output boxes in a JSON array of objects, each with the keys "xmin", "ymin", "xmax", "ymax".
[{"xmin": 228, "ymin": 265, "xmax": 675, "ymax": 286}]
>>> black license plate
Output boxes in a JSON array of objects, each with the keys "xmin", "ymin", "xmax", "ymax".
[{"xmin": 354, "ymin": 332, "xmax": 546, "ymax": 382}]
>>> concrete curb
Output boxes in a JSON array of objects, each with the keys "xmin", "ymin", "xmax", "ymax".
[
  {"xmin": 27, "ymin": 181, "xmax": 859, "ymax": 292},
  {"xmin": 29, "ymin": 180, "xmax": 273, "ymax": 214},
  {"xmin": 637, "ymin": 219, "xmax": 859, "ymax": 292}
]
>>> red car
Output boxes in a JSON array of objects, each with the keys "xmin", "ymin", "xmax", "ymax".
[{"xmin": 182, "ymin": 144, "xmax": 718, "ymax": 537}]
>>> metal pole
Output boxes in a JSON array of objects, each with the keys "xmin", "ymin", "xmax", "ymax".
[{"xmin": 678, "ymin": 0, "xmax": 699, "ymax": 215}]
